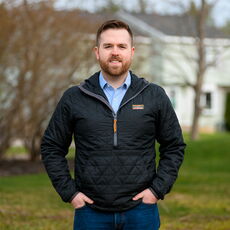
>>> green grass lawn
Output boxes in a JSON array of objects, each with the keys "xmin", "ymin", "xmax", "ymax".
[{"xmin": 1, "ymin": 133, "xmax": 230, "ymax": 230}]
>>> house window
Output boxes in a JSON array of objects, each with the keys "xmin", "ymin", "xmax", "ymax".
[{"xmin": 202, "ymin": 92, "xmax": 212, "ymax": 110}]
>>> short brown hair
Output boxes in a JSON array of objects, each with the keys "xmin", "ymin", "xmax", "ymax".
[{"xmin": 96, "ymin": 19, "xmax": 133, "ymax": 46}]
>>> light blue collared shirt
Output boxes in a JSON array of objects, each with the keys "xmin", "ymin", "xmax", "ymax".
[{"xmin": 99, "ymin": 72, "xmax": 131, "ymax": 114}]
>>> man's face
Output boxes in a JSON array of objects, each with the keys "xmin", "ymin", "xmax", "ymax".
[{"xmin": 94, "ymin": 29, "xmax": 135, "ymax": 78}]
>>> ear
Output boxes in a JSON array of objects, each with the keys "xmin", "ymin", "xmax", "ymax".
[
  {"xmin": 131, "ymin": 46, "xmax": 135, "ymax": 59},
  {"xmin": 94, "ymin": 46, "xmax": 99, "ymax": 60}
]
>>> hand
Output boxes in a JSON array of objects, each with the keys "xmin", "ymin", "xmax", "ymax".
[
  {"xmin": 71, "ymin": 192, "xmax": 94, "ymax": 209},
  {"xmin": 132, "ymin": 188, "xmax": 158, "ymax": 204}
]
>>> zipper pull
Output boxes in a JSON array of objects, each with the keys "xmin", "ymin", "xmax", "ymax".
[{"xmin": 113, "ymin": 119, "xmax": 117, "ymax": 133}]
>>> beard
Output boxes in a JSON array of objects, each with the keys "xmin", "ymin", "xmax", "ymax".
[{"xmin": 98, "ymin": 56, "xmax": 131, "ymax": 77}]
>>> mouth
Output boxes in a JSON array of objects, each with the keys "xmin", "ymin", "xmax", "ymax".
[
  {"xmin": 109, "ymin": 58, "xmax": 122, "ymax": 64},
  {"xmin": 110, "ymin": 60, "xmax": 121, "ymax": 63}
]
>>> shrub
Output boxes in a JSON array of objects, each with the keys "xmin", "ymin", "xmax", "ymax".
[{"xmin": 224, "ymin": 92, "xmax": 230, "ymax": 131}]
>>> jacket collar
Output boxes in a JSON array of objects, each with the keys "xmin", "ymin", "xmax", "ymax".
[{"xmin": 80, "ymin": 71, "xmax": 150, "ymax": 101}]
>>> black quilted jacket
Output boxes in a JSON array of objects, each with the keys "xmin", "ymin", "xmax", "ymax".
[{"xmin": 41, "ymin": 71, "xmax": 185, "ymax": 212}]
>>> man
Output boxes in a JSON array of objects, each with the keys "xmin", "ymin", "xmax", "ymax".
[{"xmin": 41, "ymin": 20, "xmax": 186, "ymax": 230}]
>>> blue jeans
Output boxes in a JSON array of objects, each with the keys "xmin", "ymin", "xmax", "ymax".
[{"xmin": 73, "ymin": 203, "xmax": 160, "ymax": 230}]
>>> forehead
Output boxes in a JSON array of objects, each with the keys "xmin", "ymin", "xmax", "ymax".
[{"xmin": 99, "ymin": 29, "xmax": 132, "ymax": 45}]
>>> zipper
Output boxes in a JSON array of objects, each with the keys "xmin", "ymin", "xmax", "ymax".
[
  {"xmin": 113, "ymin": 113, "xmax": 117, "ymax": 146},
  {"xmin": 78, "ymin": 82, "xmax": 150, "ymax": 147}
]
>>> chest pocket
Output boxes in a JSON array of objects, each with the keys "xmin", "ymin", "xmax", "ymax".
[{"xmin": 117, "ymin": 97, "xmax": 158, "ymax": 148}]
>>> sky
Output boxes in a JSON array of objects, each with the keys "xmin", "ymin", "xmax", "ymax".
[{"xmin": 54, "ymin": 0, "xmax": 230, "ymax": 27}]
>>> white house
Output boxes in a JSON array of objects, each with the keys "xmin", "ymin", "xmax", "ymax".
[{"xmin": 114, "ymin": 11, "xmax": 230, "ymax": 133}]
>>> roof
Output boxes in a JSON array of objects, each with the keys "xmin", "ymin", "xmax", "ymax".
[
  {"xmin": 76, "ymin": 11, "xmax": 147, "ymax": 36},
  {"xmin": 63, "ymin": 10, "xmax": 229, "ymax": 40},
  {"xmin": 128, "ymin": 12, "xmax": 230, "ymax": 39}
]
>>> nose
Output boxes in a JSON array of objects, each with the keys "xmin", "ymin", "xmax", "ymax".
[{"xmin": 111, "ymin": 46, "xmax": 119, "ymax": 56}]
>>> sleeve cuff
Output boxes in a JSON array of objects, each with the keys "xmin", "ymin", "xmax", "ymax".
[
  {"xmin": 148, "ymin": 187, "xmax": 159, "ymax": 199},
  {"xmin": 69, "ymin": 191, "xmax": 80, "ymax": 203}
]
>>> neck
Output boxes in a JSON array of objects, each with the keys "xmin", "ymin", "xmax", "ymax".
[{"xmin": 102, "ymin": 71, "xmax": 129, "ymax": 89}]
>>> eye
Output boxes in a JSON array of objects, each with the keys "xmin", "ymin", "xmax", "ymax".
[
  {"xmin": 119, "ymin": 44, "xmax": 127, "ymax": 49},
  {"xmin": 104, "ymin": 44, "xmax": 112, "ymax": 49}
]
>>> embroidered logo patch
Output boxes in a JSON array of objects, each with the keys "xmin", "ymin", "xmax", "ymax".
[{"xmin": 132, "ymin": 104, "xmax": 144, "ymax": 110}]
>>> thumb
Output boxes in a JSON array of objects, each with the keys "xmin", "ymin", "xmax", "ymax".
[
  {"xmin": 83, "ymin": 194, "xmax": 94, "ymax": 204},
  {"xmin": 132, "ymin": 192, "xmax": 144, "ymax": 200}
]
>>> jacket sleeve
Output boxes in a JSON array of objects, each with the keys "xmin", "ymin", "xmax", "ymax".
[
  {"xmin": 150, "ymin": 87, "xmax": 186, "ymax": 200},
  {"xmin": 40, "ymin": 90, "xmax": 78, "ymax": 202}
]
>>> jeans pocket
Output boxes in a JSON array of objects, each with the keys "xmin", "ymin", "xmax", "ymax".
[
  {"xmin": 75, "ymin": 204, "xmax": 87, "ymax": 210},
  {"xmin": 141, "ymin": 200, "xmax": 156, "ymax": 205}
]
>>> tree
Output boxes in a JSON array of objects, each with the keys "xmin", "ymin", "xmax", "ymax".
[
  {"xmin": 0, "ymin": 0, "xmax": 97, "ymax": 160},
  {"xmin": 158, "ymin": 0, "xmax": 225, "ymax": 140},
  {"xmin": 190, "ymin": 0, "xmax": 208, "ymax": 140},
  {"xmin": 0, "ymin": 2, "xmax": 17, "ymax": 158},
  {"xmin": 183, "ymin": 0, "xmax": 225, "ymax": 140}
]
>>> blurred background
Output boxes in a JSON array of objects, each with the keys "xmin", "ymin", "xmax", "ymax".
[{"xmin": 0, "ymin": 0, "xmax": 230, "ymax": 229}]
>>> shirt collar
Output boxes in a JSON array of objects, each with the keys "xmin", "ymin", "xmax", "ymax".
[{"xmin": 99, "ymin": 71, "xmax": 131, "ymax": 90}]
